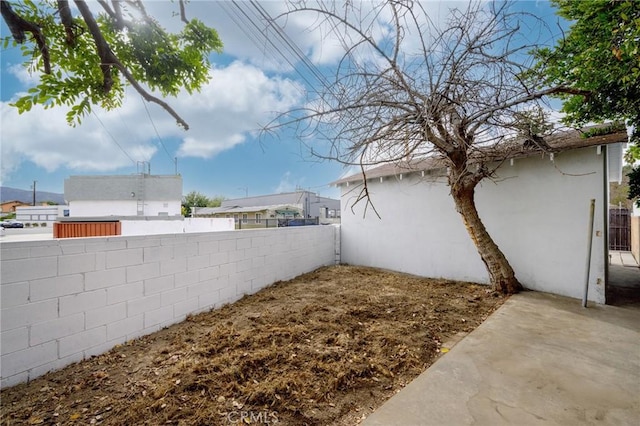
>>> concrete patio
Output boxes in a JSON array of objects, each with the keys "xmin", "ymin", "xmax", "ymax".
[{"xmin": 364, "ymin": 291, "xmax": 640, "ymax": 425}]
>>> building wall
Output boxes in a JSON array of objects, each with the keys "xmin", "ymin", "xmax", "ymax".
[
  {"xmin": 631, "ymin": 216, "xmax": 640, "ymax": 264},
  {"xmin": 1, "ymin": 202, "xmax": 30, "ymax": 213},
  {"xmin": 0, "ymin": 225, "xmax": 339, "ymax": 388},
  {"xmin": 340, "ymin": 146, "xmax": 607, "ymax": 303},
  {"xmin": 16, "ymin": 206, "xmax": 67, "ymax": 223},
  {"xmin": 65, "ymin": 175, "xmax": 182, "ymax": 201},
  {"xmin": 64, "ymin": 175, "xmax": 182, "ymax": 217},
  {"xmin": 222, "ymin": 191, "xmax": 340, "ymax": 218},
  {"xmin": 120, "ymin": 218, "xmax": 235, "ymax": 235},
  {"xmin": 69, "ymin": 200, "xmax": 181, "ymax": 217}
]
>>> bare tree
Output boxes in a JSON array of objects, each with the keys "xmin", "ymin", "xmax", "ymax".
[{"xmin": 270, "ymin": 1, "xmax": 581, "ymax": 294}]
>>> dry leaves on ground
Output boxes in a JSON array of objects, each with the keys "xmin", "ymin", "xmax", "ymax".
[{"xmin": 1, "ymin": 265, "xmax": 505, "ymax": 425}]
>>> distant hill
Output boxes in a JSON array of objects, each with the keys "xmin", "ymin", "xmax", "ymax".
[{"xmin": 0, "ymin": 187, "xmax": 66, "ymax": 205}]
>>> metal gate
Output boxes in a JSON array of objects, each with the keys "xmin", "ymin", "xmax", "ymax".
[{"xmin": 609, "ymin": 208, "xmax": 631, "ymax": 251}]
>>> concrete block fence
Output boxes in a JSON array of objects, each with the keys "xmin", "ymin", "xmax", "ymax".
[{"xmin": 0, "ymin": 225, "xmax": 340, "ymax": 388}]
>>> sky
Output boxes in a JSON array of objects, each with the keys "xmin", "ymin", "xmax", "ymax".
[{"xmin": 0, "ymin": 1, "xmax": 563, "ymax": 201}]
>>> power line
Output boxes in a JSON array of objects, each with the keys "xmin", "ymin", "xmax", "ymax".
[
  {"xmin": 91, "ymin": 110, "xmax": 137, "ymax": 164},
  {"xmin": 141, "ymin": 98, "xmax": 174, "ymax": 164},
  {"xmin": 248, "ymin": 1, "xmax": 334, "ymax": 92},
  {"xmin": 224, "ymin": 1, "xmax": 317, "ymax": 90},
  {"xmin": 223, "ymin": 1, "xmax": 330, "ymax": 91},
  {"xmin": 218, "ymin": 2, "xmax": 283, "ymax": 71},
  {"xmin": 115, "ymin": 109, "xmax": 153, "ymax": 163}
]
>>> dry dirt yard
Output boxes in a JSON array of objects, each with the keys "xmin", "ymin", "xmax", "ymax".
[{"xmin": 1, "ymin": 265, "xmax": 505, "ymax": 425}]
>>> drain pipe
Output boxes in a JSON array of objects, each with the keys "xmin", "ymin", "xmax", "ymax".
[{"xmin": 583, "ymin": 199, "xmax": 596, "ymax": 308}]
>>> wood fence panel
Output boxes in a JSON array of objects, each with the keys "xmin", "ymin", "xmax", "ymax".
[{"xmin": 53, "ymin": 222, "xmax": 121, "ymax": 238}]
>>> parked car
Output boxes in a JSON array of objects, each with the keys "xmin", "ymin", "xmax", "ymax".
[{"xmin": 0, "ymin": 219, "xmax": 24, "ymax": 228}]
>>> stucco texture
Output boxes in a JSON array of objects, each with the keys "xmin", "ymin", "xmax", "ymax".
[{"xmin": 340, "ymin": 146, "xmax": 607, "ymax": 303}]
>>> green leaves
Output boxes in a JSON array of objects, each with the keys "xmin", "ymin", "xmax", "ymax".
[
  {"xmin": 534, "ymin": 0, "xmax": 640, "ymax": 162},
  {"xmin": 3, "ymin": 1, "xmax": 222, "ymax": 127},
  {"xmin": 628, "ymin": 166, "xmax": 640, "ymax": 207}
]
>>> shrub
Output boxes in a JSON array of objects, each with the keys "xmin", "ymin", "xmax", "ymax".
[
  {"xmin": 41, "ymin": 223, "xmax": 47, "ymax": 227},
  {"xmin": 32, "ymin": 223, "xmax": 40, "ymax": 227},
  {"xmin": 25, "ymin": 223, "xmax": 31, "ymax": 227}
]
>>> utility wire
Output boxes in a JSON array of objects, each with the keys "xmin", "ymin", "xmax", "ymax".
[
  {"xmin": 226, "ymin": 0, "xmax": 334, "ymax": 93},
  {"xmin": 219, "ymin": 2, "xmax": 284, "ymax": 71},
  {"xmin": 91, "ymin": 110, "xmax": 137, "ymax": 164},
  {"xmin": 141, "ymin": 98, "xmax": 174, "ymax": 164},
  {"xmin": 249, "ymin": 0, "xmax": 334, "ymax": 92},
  {"xmin": 225, "ymin": 1, "xmax": 318, "ymax": 90}
]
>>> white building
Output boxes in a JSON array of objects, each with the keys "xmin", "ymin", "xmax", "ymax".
[
  {"xmin": 15, "ymin": 205, "xmax": 68, "ymax": 225},
  {"xmin": 219, "ymin": 190, "xmax": 340, "ymax": 220},
  {"xmin": 64, "ymin": 174, "xmax": 182, "ymax": 217},
  {"xmin": 334, "ymin": 128, "xmax": 628, "ymax": 304}
]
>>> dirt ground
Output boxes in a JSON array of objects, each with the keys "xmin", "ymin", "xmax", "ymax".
[{"xmin": 1, "ymin": 265, "xmax": 506, "ymax": 425}]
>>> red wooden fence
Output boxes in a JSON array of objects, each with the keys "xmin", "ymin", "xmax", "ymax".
[{"xmin": 53, "ymin": 222, "xmax": 121, "ymax": 238}]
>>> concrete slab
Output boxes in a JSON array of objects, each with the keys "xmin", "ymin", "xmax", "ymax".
[
  {"xmin": 363, "ymin": 292, "xmax": 640, "ymax": 426},
  {"xmin": 621, "ymin": 251, "xmax": 640, "ymax": 268}
]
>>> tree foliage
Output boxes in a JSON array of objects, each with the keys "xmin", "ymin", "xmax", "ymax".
[
  {"xmin": 610, "ymin": 164, "xmax": 633, "ymax": 209},
  {"xmin": 1, "ymin": 0, "xmax": 222, "ymax": 129},
  {"xmin": 182, "ymin": 191, "xmax": 224, "ymax": 216},
  {"xmin": 533, "ymin": 0, "xmax": 640, "ymax": 162},
  {"xmin": 629, "ymin": 166, "xmax": 640, "ymax": 207},
  {"xmin": 271, "ymin": 1, "xmax": 579, "ymax": 294}
]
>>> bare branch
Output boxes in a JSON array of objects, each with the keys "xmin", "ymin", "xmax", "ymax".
[
  {"xmin": 179, "ymin": 0, "xmax": 188, "ymax": 24},
  {"xmin": 57, "ymin": 1, "xmax": 76, "ymax": 46},
  {"xmin": 74, "ymin": 0, "xmax": 114, "ymax": 93}
]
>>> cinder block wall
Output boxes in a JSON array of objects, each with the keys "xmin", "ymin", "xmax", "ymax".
[{"xmin": 1, "ymin": 226, "xmax": 339, "ymax": 388}]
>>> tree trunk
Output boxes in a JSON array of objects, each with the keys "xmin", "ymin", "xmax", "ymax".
[{"xmin": 449, "ymin": 178, "xmax": 522, "ymax": 294}]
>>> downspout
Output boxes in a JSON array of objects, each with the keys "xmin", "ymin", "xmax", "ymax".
[{"xmin": 602, "ymin": 145, "xmax": 609, "ymax": 302}]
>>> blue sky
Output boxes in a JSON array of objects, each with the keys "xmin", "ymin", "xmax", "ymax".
[{"xmin": 0, "ymin": 1, "xmax": 562, "ymax": 200}]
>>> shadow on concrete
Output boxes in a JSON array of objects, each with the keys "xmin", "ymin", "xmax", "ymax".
[
  {"xmin": 363, "ymin": 292, "xmax": 640, "ymax": 426},
  {"xmin": 607, "ymin": 251, "xmax": 640, "ymax": 307}
]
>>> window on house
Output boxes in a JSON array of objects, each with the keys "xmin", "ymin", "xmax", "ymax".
[
  {"xmin": 234, "ymin": 214, "xmax": 239, "ymax": 222},
  {"xmin": 256, "ymin": 213, "xmax": 262, "ymax": 224},
  {"xmin": 242, "ymin": 213, "xmax": 248, "ymax": 224}
]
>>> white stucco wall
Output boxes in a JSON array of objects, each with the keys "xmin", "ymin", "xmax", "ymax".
[
  {"xmin": 340, "ymin": 146, "xmax": 607, "ymax": 303},
  {"xmin": 16, "ymin": 206, "xmax": 68, "ymax": 223},
  {"xmin": 120, "ymin": 218, "xmax": 235, "ymax": 236},
  {"xmin": 69, "ymin": 200, "xmax": 181, "ymax": 217},
  {"xmin": 69, "ymin": 200, "xmax": 137, "ymax": 217}
]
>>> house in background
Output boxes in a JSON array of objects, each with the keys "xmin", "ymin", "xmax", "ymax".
[
  {"xmin": 220, "ymin": 191, "xmax": 340, "ymax": 220},
  {"xmin": 64, "ymin": 174, "xmax": 182, "ymax": 217},
  {"xmin": 1, "ymin": 200, "xmax": 30, "ymax": 214},
  {"xmin": 195, "ymin": 204, "xmax": 305, "ymax": 229},
  {"xmin": 57, "ymin": 174, "xmax": 233, "ymax": 238},
  {"xmin": 193, "ymin": 205, "xmax": 304, "ymax": 229},
  {"xmin": 16, "ymin": 205, "xmax": 68, "ymax": 226},
  {"xmin": 334, "ymin": 128, "xmax": 628, "ymax": 305},
  {"xmin": 195, "ymin": 190, "xmax": 341, "ymax": 228}
]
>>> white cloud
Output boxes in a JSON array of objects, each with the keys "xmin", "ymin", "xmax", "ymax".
[
  {"xmin": 0, "ymin": 98, "xmax": 157, "ymax": 180},
  {"xmin": 174, "ymin": 61, "xmax": 304, "ymax": 158},
  {"xmin": 0, "ymin": 61, "xmax": 303, "ymax": 180},
  {"xmin": 7, "ymin": 63, "xmax": 40, "ymax": 85},
  {"xmin": 143, "ymin": 1, "xmax": 404, "ymax": 70},
  {"xmin": 274, "ymin": 171, "xmax": 296, "ymax": 193}
]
